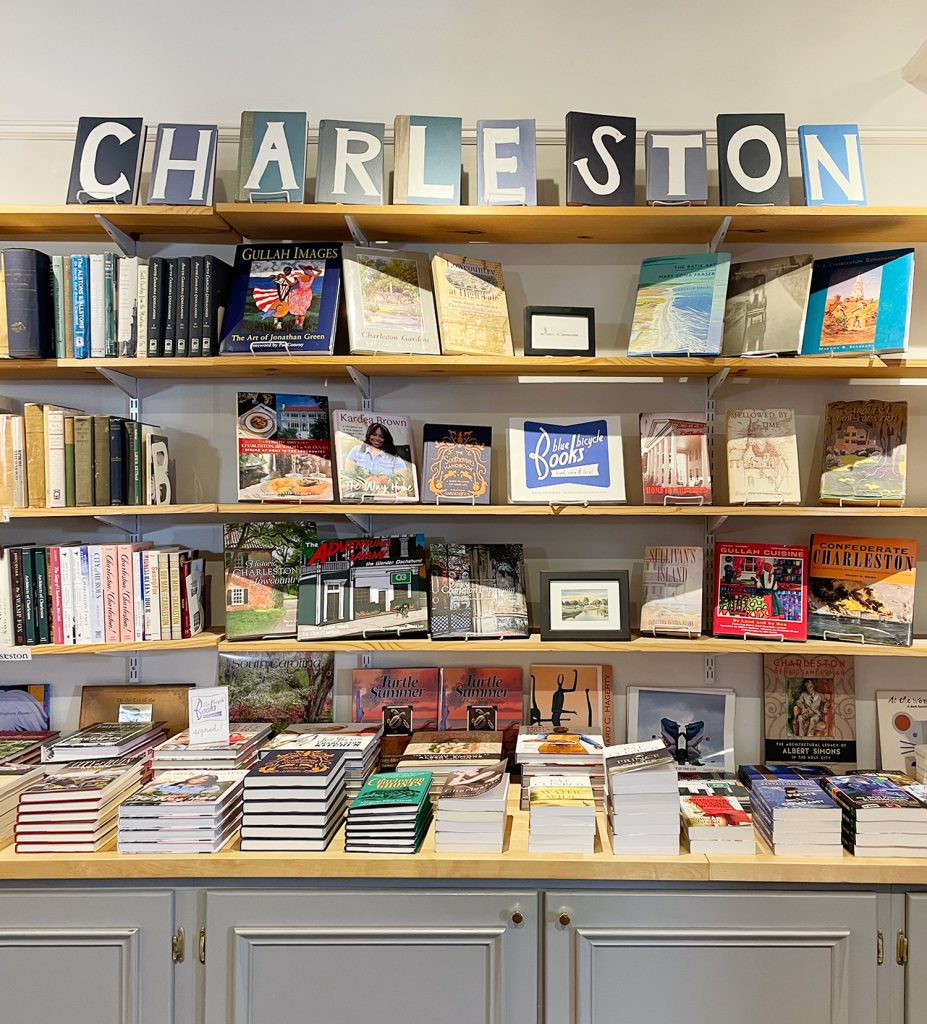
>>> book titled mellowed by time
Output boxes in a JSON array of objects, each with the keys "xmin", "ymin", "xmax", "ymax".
[{"xmin": 726, "ymin": 408, "xmax": 801, "ymax": 505}]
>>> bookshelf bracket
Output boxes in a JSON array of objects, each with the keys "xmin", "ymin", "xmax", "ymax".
[
  {"xmin": 359, "ymin": 653, "xmax": 373, "ymax": 669},
  {"xmin": 97, "ymin": 367, "xmax": 140, "ymax": 398},
  {"xmin": 707, "ymin": 367, "xmax": 730, "ymax": 397},
  {"xmin": 344, "ymin": 215, "xmax": 369, "ymax": 247},
  {"xmin": 708, "ymin": 215, "xmax": 732, "ymax": 253},
  {"xmin": 344, "ymin": 512, "xmax": 372, "ymax": 534},
  {"xmin": 704, "ymin": 655, "xmax": 716, "ymax": 685},
  {"xmin": 127, "ymin": 653, "xmax": 140, "ymax": 684},
  {"xmin": 346, "ymin": 366, "xmax": 373, "ymax": 411},
  {"xmin": 94, "ymin": 213, "xmax": 137, "ymax": 257},
  {"xmin": 93, "ymin": 513, "xmax": 140, "ymax": 535},
  {"xmin": 707, "ymin": 515, "xmax": 728, "ymax": 532}
]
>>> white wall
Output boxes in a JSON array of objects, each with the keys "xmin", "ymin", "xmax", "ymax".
[{"xmin": 1, "ymin": 0, "xmax": 926, "ymax": 769}]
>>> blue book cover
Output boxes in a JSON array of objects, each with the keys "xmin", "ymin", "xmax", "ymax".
[
  {"xmin": 738, "ymin": 763, "xmax": 834, "ymax": 789},
  {"xmin": 751, "ymin": 780, "xmax": 839, "ymax": 814},
  {"xmin": 70, "ymin": 255, "xmax": 90, "ymax": 359},
  {"xmin": 220, "ymin": 243, "xmax": 341, "ymax": 355},
  {"xmin": 798, "ymin": 124, "xmax": 867, "ymax": 207},
  {"xmin": 801, "ymin": 249, "xmax": 914, "ymax": 356},
  {"xmin": 236, "ymin": 112, "xmax": 307, "ymax": 202},
  {"xmin": 394, "ymin": 115, "xmax": 462, "ymax": 205},
  {"xmin": 147, "ymin": 123, "xmax": 218, "ymax": 206},
  {"xmin": 476, "ymin": 119, "xmax": 537, "ymax": 206},
  {"xmin": 628, "ymin": 253, "xmax": 731, "ymax": 355}
]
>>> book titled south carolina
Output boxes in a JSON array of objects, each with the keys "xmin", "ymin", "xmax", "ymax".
[
  {"xmin": 801, "ymin": 249, "xmax": 914, "ymax": 356},
  {"xmin": 628, "ymin": 253, "xmax": 731, "ymax": 355},
  {"xmin": 220, "ymin": 243, "xmax": 341, "ymax": 355},
  {"xmin": 713, "ymin": 541, "xmax": 808, "ymax": 641}
]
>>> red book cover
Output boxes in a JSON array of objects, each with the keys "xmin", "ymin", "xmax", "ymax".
[
  {"xmin": 438, "ymin": 666, "xmax": 524, "ymax": 758},
  {"xmin": 48, "ymin": 546, "xmax": 64, "ymax": 646},
  {"xmin": 713, "ymin": 541, "xmax": 808, "ymax": 641},
  {"xmin": 351, "ymin": 667, "xmax": 439, "ymax": 734}
]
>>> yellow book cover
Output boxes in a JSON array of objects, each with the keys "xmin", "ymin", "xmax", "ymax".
[
  {"xmin": 530, "ymin": 786, "xmax": 595, "ymax": 806},
  {"xmin": 431, "ymin": 253, "xmax": 513, "ymax": 356},
  {"xmin": 23, "ymin": 403, "xmax": 45, "ymax": 509}
]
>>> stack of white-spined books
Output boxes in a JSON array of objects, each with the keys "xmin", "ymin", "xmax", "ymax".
[
  {"xmin": 345, "ymin": 771, "xmax": 433, "ymax": 854},
  {"xmin": 41, "ymin": 722, "xmax": 167, "ymax": 763},
  {"xmin": 117, "ymin": 768, "xmax": 247, "ymax": 853},
  {"xmin": 150, "ymin": 723, "xmax": 272, "ymax": 773},
  {"xmin": 528, "ymin": 774, "xmax": 596, "ymax": 853},
  {"xmin": 605, "ymin": 740, "xmax": 679, "ymax": 856},
  {"xmin": 396, "ymin": 731, "xmax": 504, "ymax": 798},
  {"xmin": 516, "ymin": 729, "xmax": 606, "ymax": 809},
  {"xmin": 915, "ymin": 746, "xmax": 927, "ymax": 786},
  {"xmin": 750, "ymin": 780, "xmax": 843, "ymax": 856},
  {"xmin": 680, "ymin": 793, "xmax": 756, "ymax": 855},
  {"xmin": 241, "ymin": 749, "xmax": 347, "ymax": 852},
  {"xmin": 434, "ymin": 760, "xmax": 509, "ymax": 853},
  {"xmin": 0, "ymin": 764, "xmax": 47, "ymax": 845},
  {"xmin": 823, "ymin": 773, "xmax": 927, "ymax": 857}
]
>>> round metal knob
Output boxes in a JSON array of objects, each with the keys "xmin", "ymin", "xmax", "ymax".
[
  {"xmin": 511, "ymin": 909, "xmax": 524, "ymax": 925},
  {"xmin": 559, "ymin": 912, "xmax": 571, "ymax": 927}
]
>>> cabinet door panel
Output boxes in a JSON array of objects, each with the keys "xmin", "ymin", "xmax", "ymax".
[{"xmin": 906, "ymin": 893, "xmax": 927, "ymax": 1023}]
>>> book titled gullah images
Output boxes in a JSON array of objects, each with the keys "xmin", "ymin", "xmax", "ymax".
[
  {"xmin": 220, "ymin": 243, "xmax": 341, "ymax": 355},
  {"xmin": 726, "ymin": 409, "xmax": 801, "ymax": 505},
  {"xmin": 721, "ymin": 255, "xmax": 813, "ymax": 356},
  {"xmin": 820, "ymin": 400, "xmax": 907, "ymax": 506},
  {"xmin": 236, "ymin": 391, "xmax": 333, "ymax": 502},
  {"xmin": 641, "ymin": 545, "xmax": 704, "ymax": 636},
  {"xmin": 714, "ymin": 541, "xmax": 808, "ymax": 641},
  {"xmin": 640, "ymin": 413, "xmax": 711, "ymax": 504},
  {"xmin": 422, "ymin": 423, "xmax": 492, "ymax": 504},
  {"xmin": 808, "ymin": 534, "xmax": 917, "ymax": 647},
  {"xmin": 334, "ymin": 410, "xmax": 419, "ymax": 503},
  {"xmin": 431, "ymin": 253, "xmax": 513, "ymax": 356}
]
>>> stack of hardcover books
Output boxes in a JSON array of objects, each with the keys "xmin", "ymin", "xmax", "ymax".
[
  {"xmin": 738, "ymin": 763, "xmax": 833, "ymax": 792},
  {"xmin": 0, "ymin": 764, "xmax": 45, "ymax": 844},
  {"xmin": 396, "ymin": 731, "xmax": 503, "ymax": 797},
  {"xmin": 240, "ymin": 749, "xmax": 347, "ymax": 852},
  {"xmin": 150, "ymin": 724, "xmax": 272, "ymax": 773},
  {"xmin": 528, "ymin": 774, "xmax": 596, "ymax": 854},
  {"xmin": 117, "ymin": 768, "xmax": 247, "ymax": 853},
  {"xmin": 605, "ymin": 741, "xmax": 679, "ymax": 856},
  {"xmin": 434, "ymin": 761, "xmax": 509, "ymax": 854},
  {"xmin": 0, "ymin": 732, "xmax": 58, "ymax": 765},
  {"xmin": 260, "ymin": 724, "xmax": 382, "ymax": 803},
  {"xmin": 344, "ymin": 771, "xmax": 433, "ymax": 854},
  {"xmin": 750, "ymin": 780, "xmax": 843, "ymax": 856},
  {"xmin": 41, "ymin": 722, "xmax": 167, "ymax": 764},
  {"xmin": 822, "ymin": 774, "xmax": 927, "ymax": 857},
  {"xmin": 516, "ymin": 728, "xmax": 606, "ymax": 810},
  {"xmin": 680, "ymin": 793, "xmax": 756, "ymax": 855},
  {"xmin": 15, "ymin": 757, "xmax": 143, "ymax": 853},
  {"xmin": 678, "ymin": 772, "xmax": 753, "ymax": 814}
]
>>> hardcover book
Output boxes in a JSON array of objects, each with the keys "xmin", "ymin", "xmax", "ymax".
[
  {"xmin": 342, "ymin": 246, "xmax": 440, "ymax": 354},
  {"xmin": 476, "ymin": 119, "xmax": 537, "ymax": 205},
  {"xmin": 819, "ymin": 400, "xmax": 907, "ymax": 506},
  {"xmin": 679, "ymin": 794, "xmax": 753, "ymax": 829},
  {"xmin": 236, "ymin": 391, "xmax": 333, "ymax": 503},
  {"xmin": 121, "ymin": 769, "xmax": 246, "ymax": 808},
  {"xmin": 350, "ymin": 771, "xmax": 432, "ymax": 812},
  {"xmin": 527, "ymin": 665, "xmax": 614, "ymax": 743},
  {"xmin": 315, "ymin": 120, "xmax": 385, "ymax": 204},
  {"xmin": 507, "ymin": 415, "xmax": 625, "ymax": 503},
  {"xmin": 798, "ymin": 124, "xmax": 867, "ymax": 206},
  {"xmin": 351, "ymin": 667, "xmax": 440, "ymax": 734},
  {"xmin": 726, "ymin": 408, "xmax": 801, "ymax": 504},
  {"xmin": 218, "ymin": 651, "xmax": 335, "ymax": 729},
  {"xmin": 640, "ymin": 545, "xmax": 704, "ymax": 637},
  {"xmin": 565, "ymin": 111, "xmax": 636, "ymax": 206},
  {"xmin": 763, "ymin": 654, "xmax": 856, "ymax": 767},
  {"xmin": 147, "ymin": 123, "xmax": 218, "ymax": 205},
  {"xmin": 246, "ymin": 748, "xmax": 346, "ymax": 783},
  {"xmin": 644, "ymin": 130, "xmax": 708, "ymax": 205},
  {"xmin": 808, "ymin": 533, "xmax": 917, "ymax": 647},
  {"xmin": 431, "ymin": 253, "xmax": 513, "ymax": 356},
  {"xmin": 801, "ymin": 249, "xmax": 915, "ymax": 356},
  {"xmin": 876, "ymin": 692, "xmax": 927, "ymax": 772},
  {"xmin": 421, "ymin": 424, "xmax": 492, "ymax": 504},
  {"xmin": 627, "ymin": 686, "xmax": 735, "ymax": 773},
  {"xmin": 220, "ymin": 243, "xmax": 342, "ymax": 355},
  {"xmin": 439, "ymin": 667, "xmax": 524, "ymax": 730},
  {"xmin": 822, "ymin": 773, "xmax": 924, "ymax": 812},
  {"xmin": 716, "ymin": 113, "xmax": 789, "ymax": 206},
  {"xmin": 66, "ymin": 117, "xmax": 145, "ymax": 204},
  {"xmin": 333, "ymin": 410, "xmax": 419, "ymax": 503},
  {"xmin": 640, "ymin": 413, "xmax": 711, "ymax": 504},
  {"xmin": 714, "ymin": 541, "xmax": 808, "ymax": 641},
  {"xmin": 236, "ymin": 112, "xmax": 307, "ymax": 202},
  {"xmin": 393, "ymin": 115, "xmax": 462, "ymax": 205},
  {"xmin": 223, "ymin": 521, "xmax": 318, "ymax": 641},
  {"xmin": 428, "ymin": 543, "xmax": 529, "ymax": 640},
  {"xmin": 721, "ymin": 255, "xmax": 814, "ymax": 356},
  {"xmin": 628, "ymin": 254, "xmax": 731, "ymax": 356},
  {"xmin": 738, "ymin": 763, "xmax": 834, "ymax": 789}
]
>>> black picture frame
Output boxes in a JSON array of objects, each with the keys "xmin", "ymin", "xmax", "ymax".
[
  {"xmin": 524, "ymin": 305, "xmax": 596, "ymax": 357},
  {"xmin": 539, "ymin": 569, "xmax": 631, "ymax": 642}
]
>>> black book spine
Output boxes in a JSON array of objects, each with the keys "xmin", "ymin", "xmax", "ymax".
[
  {"xmin": 9, "ymin": 547, "xmax": 26, "ymax": 646},
  {"xmin": 108, "ymin": 418, "xmax": 126, "ymax": 506},
  {"xmin": 33, "ymin": 546, "xmax": 50, "ymax": 644},
  {"xmin": 189, "ymin": 256, "xmax": 204, "ymax": 357},
  {"xmin": 174, "ymin": 256, "xmax": 190, "ymax": 357},
  {"xmin": 201, "ymin": 255, "xmax": 214, "ymax": 356},
  {"xmin": 21, "ymin": 548, "xmax": 36, "ymax": 645},
  {"xmin": 147, "ymin": 257, "xmax": 165, "ymax": 358},
  {"xmin": 3, "ymin": 249, "xmax": 53, "ymax": 358},
  {"xmin": 162, "ymin": 259, "xmax": 177, "ymax": 357}
]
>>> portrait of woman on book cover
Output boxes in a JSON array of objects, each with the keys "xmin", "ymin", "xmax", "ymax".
[{"xmin": 337, "ymin": 417, "xmax": 419, "ymax": 501}]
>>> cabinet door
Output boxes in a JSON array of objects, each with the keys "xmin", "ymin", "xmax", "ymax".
[
  {"xmin": 545, "ymin": 890, "xmax": 879, "ymax": 1024},
  {"xmin": 204, "ymin": 889, "xmax": 538, "ymax": 1024},
  {"xmin": 0, "ymin": 888, "xmax": 175, "ymax": 1024},
  {"xmin": 906, "ymin": 893, "xmax": 927, "ymax": 1023}
]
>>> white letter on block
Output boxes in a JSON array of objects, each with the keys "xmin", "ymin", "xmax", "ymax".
[
  {"xmin": 573, "ymin": 125, "xmax": 625, "ymax": 196},
  {"xmin": 332, "ymin": 128, "xmax": 382, "ymax": 196},
  {"xmin": 651, "ymin": 133, "xmax": 702, "ymax": 195},
  {"xmin": 244, "ymin": 121, "xmax": 298, "ymax": 192},
  {"xmin": 79, "ymin": 121, "xmax": 136, "ymax": 199},
  {"xmin": 482, "ymin": 126, "xmax": 525, "ymax": 204},
  {"xmin": 804, "ymin": 133, "xmax": 865, "ymax": 202},
  {"xmin": 726, "ymin": 125, "xmax": 783, "ymax": 193},
  {"xmin": 408, "ymin": 125, "xmax": 454, "ymax": 201},
  {"xmin": 150, "ymin": 128, "xmax": 213, "ymax": 201}
]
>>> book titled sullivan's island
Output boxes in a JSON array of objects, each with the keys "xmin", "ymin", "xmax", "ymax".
[
  {"xmin": 640, "ymin": 545, "xmax": 703, "ymax": 636},
  {"xmin": 819, "ymin": 400, "xmax": 907, "ymax": 507}
]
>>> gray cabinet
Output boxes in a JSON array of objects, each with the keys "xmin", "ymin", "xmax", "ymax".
[
  {"xmin": 0, "ymin": 888, "xmax": 176, "ymax": 1024},
  {"xmin": 905, "ymin": 893, "xmax": 927, "ymax": 1023},
  {"xmin": 203, "ymin": 888, "xmax": 539, "ymax": 1024},
  {"xmin": 544, "ymin": 890, "xmax": 881, "ymax": 1024}
]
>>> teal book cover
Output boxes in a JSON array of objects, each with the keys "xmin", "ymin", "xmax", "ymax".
[
  {"xmin": 236, "ymin": 111, "xmax": 307, "ymax": 202},
  {"xmin": 801, "ymin": 249, "xmax": 914, "ymax": 356},
  {"xmin": 350, "ymin": 771, "xmax": 433, "ymax": 811},
  {"xmin": 628, "ymin": 253, "xmax": 731, "ymax": 355}
]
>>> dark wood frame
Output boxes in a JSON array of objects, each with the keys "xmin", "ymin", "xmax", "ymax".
[
  {"xmin": 539, "ymin": 569, "xmax": 631, "ymax": 641},
  {"xmin": 524, "ymin": 306, "xmax": 596, "ymax": 357}
]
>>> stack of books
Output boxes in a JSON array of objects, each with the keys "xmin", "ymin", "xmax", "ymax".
[
  {"xmin": 678, "ymin": 771, "xmax": 753, "ymax": 813},
  {"xmin": 528, "ymin": 774, "xmax": 596, "ymax": 854},
  {"xmin": 738, "ymin": 763, "xmax": 833, "ymax": 791},
  {"xmin": 915, "ymin": 746, "xmax": 927, "ymax": 787},
  {"xmin": 0, "ymin": 764, "xmax": 45, "ymax": 844},
  {"xmin": 434, "ymin": 761, "xmax": 509, "ymax": 854},
  {"xmin": 117, "ymin": 768, "xmax": 248, "ymax": 854},
  {"xmin": 516, "ymin": 729, "xmax": 606, "ymax": 809},
  {"xmin": 605, "ymin": 741, "xmax": 679, "ymax": 856},
  {"xmin": 750, "ymin": 780, "xmax": 843, "ymax": 856},
  {"xmin": 260, "ymin": 723, "xmax": 382, "ymax": 803},
  {"xmin": 345, "ymin": 771, "xmax": 433, "ymax": 854},
  {"xmin": 396, "ymin": 731, "xmax": 503, "ymax": 797},
  {"xmin": 41, "ymin": 722, "xmax": 167, "ymax": 764},
  {"xmin": 150, "ymin": 724, "xmax": 272, "ymax": 773},
  {"xmin": 0, "ymin": 732, "xmax": 58, "ymax": 765},
  {"xmin": 822, "ymin": 774, "xmax": 927, "ymax": 857},
  {"xmin": 680, "ymin": 793, "xmax": 756, "ymax": 855},
  {"xmin": 15, "ymin": 757, "xmax": 143, "ymax": 853},
  {"xmin": 240, "ymin": 749, "xmax": 347, "ymax": 852}
]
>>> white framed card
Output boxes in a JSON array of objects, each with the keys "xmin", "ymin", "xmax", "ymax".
[{"xmin": 627, "ymin": 685, "xmax": 735, "ymax": 773}]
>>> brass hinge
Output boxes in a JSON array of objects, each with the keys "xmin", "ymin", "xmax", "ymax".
[
  {"xmin": 896, "ymin": 929, "xmax": 909, "ymax": 966},
  {"xmin": 877, "ymin": 930, "xmax": 884, "ymax": 966},
  {"xmin": 171, "ymin": 926, "xmax": 185, "ymax": 963},
  {"xmin": 198, "ymin": 926, "xmax": 206, "ymax": 965}
]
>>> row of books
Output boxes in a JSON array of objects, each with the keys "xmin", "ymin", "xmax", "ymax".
[
  {"xmin": 0, "ymin": 404, "xmax": 171, "ymax": 510},
  {"xmin": 0, "ymin": 543, "xmax": 206, "ymax": 647}
]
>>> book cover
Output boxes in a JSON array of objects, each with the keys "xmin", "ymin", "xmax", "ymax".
[
  {"xmin": 351, "ymin": 667, "xmax": 439, "ymax": 734},
  {"xmin": 400, "ymin": 732, "xmax": 502, "ymax": 763},
  {"xmin": 223, "ymin": 521, "xmax": 318, "ymax": 640},
  {"xmin": 763, "ymin": 654, "xmax": 856, "ymax": 767},
  {"xmin": 714, "ymin": 541, "xmax": 808, "ymax": 641},
  {"xmin": 421, "ymin": 423, "xmax": 492, "ymax": 504},
  {"xmin": 439, "ymin": 667, "xmax": 523, "ymax": 730},
  {"xmin": 680, "ymin": 794, "xmax": 752, "ymax": 828},
  {"xmin": 877, "ymin": 692, "xmax": 927, "ymax": 773},
  {"xmin": 236, "ymin": 112, "xmax": 307, "ymax": 202},
  {"xmin": 155, "ymin": 724, "xmax": 269, "ymax": 755},
  {"xmin": 315, "ymin": 120, "xmax": 385, "ymax": 204},
  {"xmin": 628, "ymin": 253, "xmax": 731, "ymax": 356},
  {"xmin": 738, "ymin": 764, "xmax": 834, "ymax": 788},
  {"xmin": 721, "ymin": 255, "xmax": 813, "ymax": 356},
  {"xmin": 604, "ymin": 739, "xmax": 675, "ymax": 775},
  {"xmin": 627, "ymin": 686, "xmax": 736, "ymax": 773},
  {"xmin": 527, "ymin": 665, "xmax": 613, "ymax": 742},
  {"xmin": 218, "ymin": 651, "xmax": 335, "ymax": 730},
  {"xmin": 808, "ymin": 533, "xmax": 917, "ymax": 647},
  {"xmin": 393, "ymin": 114, "xmax": 462, "ymax": 205},
  {"xmin": 342, "ymin": 246, "xmax": 440, "ymax": 354},
  {"xmin": 726, "ymin": 408, "xmax": 801, "ymax": 504},
  {"xmin": 640, "ymin": 545, "xmax": 704, "ymax": 636},
  {"xmin": 1, "ymin": 249, "xmax": 53, "ymax": 358},
  {"xmin": 431, "ymin": 253, "xmax": 513, "ymax": 356},
  {"xmin": 822, "ymin": 773, "xmax": 923, "ymax": 811},
  {"xmin": 66, "ymin": 117, "xmax": 144, "ymax": 204},
  {"xmin": 147, "ymin": 123, "xmax": 218, "ymax": 206},
  {"xmin": 716, "ymin": 114, "xmax": 789, "ymax": 206},
  {"xmin": 247, "ymin": 748, "xmax": 346, "ymax": 780},
  {"xmin": 801, "ymin": 249, "xmax": 915, "ymax": 356},
  {"xmin": 123, "ymin": 769, "xmax": 245, "ymax": 807},
  {"xmin": 751, "ymin": 779, "xmax": 840, "ymax": 813},
  {"xmin": 333, "ymin": 410, "xmax": 419, "ymax": 503},
  {"xmin": 565, "ymin": 111, "xmax": 636, "ymax": 206},
  {"xmin": 298, "ymin": 535, "xmax": 428, "ymax": 641},
  {"xmin": 644, "ymin": 130, "xmax": 708, "ymax": 205},
  {"xmin": 819, "ymin": 400, "xmax": 907, "ymax": 506},
  {"xmin": 440, "ymin": 761, "xmax": 508, "ymax": 800},
  {"xmin": 475, "ymin": 119, "xmax": 536, "ymax": 206},
  {"xmin": 798, "ymin": 124, "xmax": 867, "ymax": 206},
  {"xmin": 350, "ymin": 771, "xmax": 432, "ymax": 811},
  {"xmin": 220, "ymin": 243, "xmax": 341, "ymax": 355},
  {"xmin": 640, "ymin": 413, "xmax": 711, "ymax": 504},
  {"xmin": 236, "ymin": 391, "xmax": 333, "ymax": 502},
  {"xmin": 507, "ymin": 415, "xmax": 625, "ymax": 503}
]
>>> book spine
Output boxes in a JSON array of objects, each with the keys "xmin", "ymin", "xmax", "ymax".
[
  {"xmin": 64, "ymin": 414, "xmax": 76, "ymax": 507},
  {"xmin": 33, "ymin": 546, "xmax": 50, "ymax": 645},
  {"xmin": 2, "ymin": 249, "xmax": 52, "ymax": 358},
  {"xmin": 147, "ymin": 257, "xmax": 164, "ymax": 358},
  {"xmin": 103, "ymin": 252, "xmax": 117, "ymax": 357},
  {"xmin": 175, "ymin": 256, "xmax": 190, "ymax": 357},
  {"xmin": 0, "ymin": 416, "xmax": 13, "ymax": 510},
  {"xmin": 133, "ymin": 549, "xmax": 146, "ymax": 642},
  {"xmin": 62, "ymin": 259, "xmax": 73, "ymax": 359},
  {"xmin": 601, "ymin": 664, "xmax": 614, "ymax": 746},
  {"xmin": 0, "ymin": 252, "xmax": 7, "ymax": 359},
  {"xmin": 88, "ymin": 545, "xmax": 105, "ymax": 644},
  {"xmin": 108, "ymin": 418, "xmax": 125, "ymax": 506},
  {"xmin": 50, "ymin": 255, "xmax": 66, "ymax": 358},
  {"xmin": 76, "ymin": 545, "xmax": 92, "ymax": 645},
  {"xmin": 168, "ymin": 552, "xmax": 182, "ymax": 640},
  {"xmin": 59, "ymin": 546, "xmax": 74, "ymax": 645},
  {"xmin": 92, "ymin": 415, "xmax": 110, "ymax": 505},
  {"xmin": 44, "ymin": 408, "xmax": 67, "ymax": 508},
  {"xmin": 157, "ymin": 552, "xmax": 171, "ymax": 639},
  {"xmin": 117, "ymin": 544, "xmax": 135, "ymax": 642},
  {"xmin": 88, "ymin": 253, "xmax": 106, "ymax": 358},
  {"xmin": 116, "ymin": 256, "xmax": 139, "ymax": 357},
  {"xmin": 70, "ymin": 255, "xmax": 89, "ymax": 359},
  {"xmin": 201, "ymin": 255, "xmax": 214, "ymax": 356},
  {"xmin": 23, "ymin": 403, "xmax": 45, "ymax": 509},
  {"xmin": 135, "ymin": 262, "xmax": 149, "ymax": 359},
  {"xmin": 102, "ymin": 544, "xmax": 120, "ymax": 643},
  {"xmin": 10, "ymin": 416, "xmax": 27, "ymax": 508},
  {"xmin": 0, "ymin": 549, "xmax": 13, "ymax": 646},
  {"xmin": 125, "ymin": 421, "xmax": 142, "ymax": 506},
  {"xmin": 21, "ymin": 549, "xmax": 36, "ymax": 645},
  {"xmin": 73, "ymin": 415, "xmax": 94, "ymax": 507},
  {"xmin": 162, "ymin": 259, "xmax": 177, "ymax": 357},
  {"xmin": 179, "ymin": 558, "xmax": 191, "ymax": 637},
  {"xmin": 144, "ymin": 550, "xmax": 161, "ymax": 641},
  {"xmin": 189, "ymin": 256, "xmax": 204, "ymax": 356},
  {"xmin": 9, "ymin": 547, "xmax": 25, "ymax": 646}
]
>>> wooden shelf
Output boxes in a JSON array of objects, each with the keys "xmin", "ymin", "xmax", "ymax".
[
  {"xmin": 6, "ymin": 504, "xmax": 219, "ymax": 520},
  {"xmin": 0, "ymin": 205, "xmax": 239, "ymax": 244},
  {"xmin": 21, "ymin": 631, "xmax": 220, "ymax": 656}
]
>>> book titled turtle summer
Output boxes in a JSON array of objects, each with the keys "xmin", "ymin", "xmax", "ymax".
[{"xmin": 220, "ymin": 243, "xmax": 342, "ymax": 355}]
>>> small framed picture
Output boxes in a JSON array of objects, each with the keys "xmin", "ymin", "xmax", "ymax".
[
  {"xmin": 540, "ymin": 570, "xmax": 630, "ymax": 642},
  {"xmin": 524, "ymin": 306, "xmax": 596, "ymax": 357}
]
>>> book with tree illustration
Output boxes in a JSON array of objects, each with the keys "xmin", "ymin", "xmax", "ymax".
[
  {"xmin": 218, "ymin": 651, "xmax": 335, "ymax": 731},
  {"xmin": 820, "ymin": 400, "xmax": 907, "ymax": 506}
]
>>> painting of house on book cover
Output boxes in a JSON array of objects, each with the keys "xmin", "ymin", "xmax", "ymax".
[
  {"xmin": 218, "ymin": 651, "xmax": 335, "ymax": 732},
  {"xmin": 820, "ymin": 400, "xmax": 907, "ymax": 506}
]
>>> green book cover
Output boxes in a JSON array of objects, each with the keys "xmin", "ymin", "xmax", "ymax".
[
  {"xmin": 350, "ymin": 771, "xmax": 433, "ymax": 812},
  {"xmin": 64, "ymin": 415, "xmax": 76, "ymax": 507},
  {"xmin": 124, "ymin": 422, "xmax": 142, "ymax": 506},
  {"xmin": 92, "ymin": 415, "xmax": 110, "ymax": 505},
  {"xmin": 50, "ymin": 255, "xmax": 66, "ymax": 358},
  {"xmin": 33, "ymin": 547, "xmax": 50, "ymax": 644},
  {"xmin": 103, "ymin": 253, "xmax": 117, "ymax": 357}
]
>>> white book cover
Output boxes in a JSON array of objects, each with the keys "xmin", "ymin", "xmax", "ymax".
[
  {"xmin": 76, "ymin": 546, "xmax": 92, "ymax": 645},
  {"xmin": 43, "ymin": 407, "xmax": 72, "ymax": 508},
  {"xmin": 144, "ymin": 550, "xmax": 161, "ymax": 641},
  {"xmin": 0, "ymin": 548, "xmax": 13, "ymax": 646},
  {"xmin": 117, "ymin": 256, "xmax": 140, "ymax": 357},
  {"xmin": 135, "ymin": 263, "xmax": 149, "ymax": 359},
  {"xmin": 89, "ymin": 253, "xmax": 106, "ymax": 358},
  {"xmin": 333, "ymin": 409, "xmax": 419, "ymax": 503},
  {"xmin": 726, "ymin": 409, "xmax": 801, "ymax": 504},
  {"xmin": 89, "ymin": 545, "xmax": 105, "ymax": 643},
  {"xmin": 11, "ymin": 416, "xmax": 27, "ymax": 508},
  {"xmin": 507, "ymin": 415, "xmax": 626, "ymax": 503},
  {"xmin": 877, "ymin": 691, "xmax": 927, "ymax": 773},
  {"xmin": 627, "ymin": 686, "xmax": 736, "ymax": 774}
]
